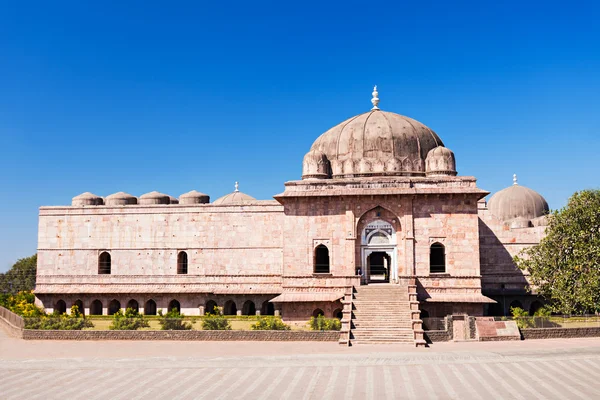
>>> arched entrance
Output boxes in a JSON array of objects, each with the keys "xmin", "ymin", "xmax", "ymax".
[{"xmin": 361, "ymin": 219, "xmax": 397, "ymax": 283}]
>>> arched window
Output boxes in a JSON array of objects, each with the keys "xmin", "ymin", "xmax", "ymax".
[
  {"xmin": 224, "ymin": 300, "xmax": 237, "ymax": 316},
  {"xmin": 509, "ymin": 300, "xmax": 523, "ymax": 311},
  {"xmin": 73, "ymin": 299, "xmax": 84, "ymax": 315},
  {"xmin": 90, "ymin": 300, "xmax": 103, "ymax": 315},
  {"xmin": 177, "ymin": 251, "xmax": 188, "ymax": 275},
  {"xmin": 144, "ymin": 299, "xmax": 157, "ymax": 315},
  {"xmin": 261, "ymin": 301, "xmax": 275, "ymax": 316},
  {"xmin": 314, "ymin": 245, "xmax": 330, "ymax": 274},
  {"xmin": 430, "ymin": 243, "xmax": 446, "ymax": 273},
  {"xmin": 242, "ymin": 300, "xmax": 256, "ymax": 316},
  {"xmin": 529, "ymin": 301, "xmax": 543, "ymax": 316},
  {"xmin": 126, "ymin": 299, "xmax": 139, "ymax": 313},
  {"xmin": 333, "ymin": 308, "xmax": 343, "ymax": 320},
  {"xmin": 108, "ymin": 299, "xmax": 121, "ymax": 315},
  {"xmin": 55, "ymin": 300, "xmax": 67, "ymax": 315},
  {"xmin": 205, "ymin": 300, "xmax": 218, "ymax": 315},
  {"xmin": 168, "ymin": 299, "xmax": 181, "ymax": 314},
  {"xmin": 313, "ymin": 308, "xmax": 324, "ymax": 318},
  {"xmin": 98, "ymin": 252, "xmax": 111, "ymax": 274}
]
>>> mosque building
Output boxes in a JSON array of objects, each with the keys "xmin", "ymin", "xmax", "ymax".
[{"xmin": 34, "ymin": 87, "xmax": 549, "ymax": 344}]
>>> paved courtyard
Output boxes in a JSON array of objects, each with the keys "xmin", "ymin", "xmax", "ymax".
[{"xmin": 2, "ymin": 329, "xmax": 600, "ymax": 399}]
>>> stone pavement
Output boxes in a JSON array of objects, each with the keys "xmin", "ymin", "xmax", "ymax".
[{"xmin": 2, "ymin": 328, "xmax": 600, "ymax": 399}]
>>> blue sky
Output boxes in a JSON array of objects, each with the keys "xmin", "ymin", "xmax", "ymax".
[{"xmin": 0, "ymin": 1, "xmax": 599, "ymax": 271}]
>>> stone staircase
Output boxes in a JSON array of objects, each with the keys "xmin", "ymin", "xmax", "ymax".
[{"xmin": 341, "ymin": 281, "xmax": 425, "ymax": 346}]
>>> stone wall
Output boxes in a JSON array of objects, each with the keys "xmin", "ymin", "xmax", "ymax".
[
  {"xmin": 0, "ymin": 310, "xmax": 23, "ymax": 339},
  {"xmin": 521, "ymin": 327, "xmax": 600, "ymax": 340},
  {"xmin": 22, "ymin": 329, "xmax": 339, "ymax": 341}
]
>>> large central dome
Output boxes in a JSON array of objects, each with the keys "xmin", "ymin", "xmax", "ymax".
[
  {"xmin": 303, "ymin": 107, "xmax": 455, "ymax": 180},
  {"xmin": 301, "ymin": 86, "xmax": 453, "ymax": 179}
]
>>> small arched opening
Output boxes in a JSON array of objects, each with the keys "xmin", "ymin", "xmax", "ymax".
[
  {"xmin": 126, "ymin": 299, "xmax": 139, "ymax": 313},
  {"xmin": 98, "ymin": 251, "xmax": 111, "ymax": 274},
  {"xmin": 55, "ymin": 299, "xmax": 67, "ymax": 315},
  {"xmin": 177, "ymin": 251, "xmax": 188, "ymax": 275},
  {"xmin": 529, "ymin": 300, "xmax": 543, "ymax": 316},
  {"xmin": 224, "ymin": 300, "xmax": 237, "ymax": 316},
  {"xmin": 90, "ymin": 300, "xmax": 103, "ymax": 315},
  {"xmin": 144, "ymin": 299, "xmax": 157, "ymax": 315},
  {"xmin": 430, "ymin": 243, "xmax": 446, "ymax": 273},
  {"xmin": 242, "ymin": 300, "xmax": 256, "ymax": 316},
  {"xmin": 333, "ymin": 308, "xmax": 343, "ymax": 320},
  {"xmin": 314, "ymin": 245, "xmax": 330, "ymax": 273},
  {"xmin": 509, "ymin": 300, "xmax": 523, "ymax": 312},
  {"xmin": 108, "ymin": 299, "xmax": 121, "ymax": 315},
  {"xmin": 205, "ymin": 300, "xmax": 218, "ymax": 315},
  {"xmin": 168, "ymin": 299, "xmax": 181, "ymax": 314},
  {"xmin": 73, "ymin": 299, "xmax": 84, "ymax": 315},
  {"xmin": 261, "ymin": 301, "xmax": 275, "ymax": 316},
  {"xmin": 313, "ymin": 308, "xmax": 324, "ymax": 318}
]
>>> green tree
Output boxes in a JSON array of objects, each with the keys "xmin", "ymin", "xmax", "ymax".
[
  {"xmin": 0, "ymin": 255, "xmax": 37, "ymax": 295},
  {"xmin": 157, "ymin": 308, "xmax": 193, "ymax": 330},
  {"xmin": 515, "ymin": 189, "xmax": 600, "ymax": 314}
]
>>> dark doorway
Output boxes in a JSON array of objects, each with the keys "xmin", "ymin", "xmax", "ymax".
[
  {"xmin": 168, "ymin": 300, "xmax": 181, "ymax": 314},
  {"xmin": 55, "ymin": 300, "xmax": 67, "ymax": 315},
  {"xmin": 261, "ymin": 301, "xmax": 275, "ymax": 316},
  {"xmin": 127, "ymin": 299, "xmax": 139, "ymax": 313},
  {"xmin": 242, "ymin": 301, "xmax": 256, "ymax": 316},
  {"xmin": 73, "ymin": 299, "xmax": 84, "ymax": 315},
  {"xmin": 144, "ymin": 299, "xmax": 157, "ymax": 315},
  {"xmin": 368, "ymin": 252, "xmax": 390, "ymax": 283},
  {"xmin": 205, "ymin": 300, "xmax": 218, "ymax": 315},
  {"xmin": 224, "ymin": 300, "xmax": 237, "ymax": 316},
  {"xmin": 90, "ymin": 300, "xmax": 103, "ymax": 315},
  {"xmin": 108, "ymin": 300, "xmax": 121, "ymax": 315}
]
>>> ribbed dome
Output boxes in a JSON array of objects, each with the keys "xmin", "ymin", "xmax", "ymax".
[
  {"xmin": 72, "ymin": 192, "xmax": 104, "ymax": 206},
  {"xmin": 179, "ymin": 190, "xmax": 210, "ymax": 204},
  {"xmin": 425, "ymin": 146, "xmax": 457, "ymax": 177},
  {"xmin": 488, "ymin": 180, "xmax": 549, "ymax": 225},
  {"xmin": 213, "ymin": 191, "xmax": 256, "ymax": 205},
  {"xmin": 304, "ymin": 110, "xmax": 444, "ymax": 179},
  {"xmin": 139, "ymin": 191, "xmax": 170, "ymax": 205},
  {"xmin": 105, "ymin": 192, "xmax": 138, "ymax": 206}
]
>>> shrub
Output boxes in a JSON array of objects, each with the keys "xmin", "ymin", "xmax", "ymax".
[
  {"xmin": 202, "ymin": 306, "xmax": 231, "ymax": 330},
  {"xmin": 158, "ymin": 308, "xmax": 193, "ymax": 330},
  {"xmin": 0, "ymin": 291, "xmax": 45, "ymax": 317},
  {"xmin": 308, "ymin": 315, "xmax": 341, "ymax": 331},
  {"xmin": 25, "ymin": 305, "xmax": 94, "ymax": 330},
  {"xmin": 510, "ymin": 306, "xmax": 534, "ymax": 329},
  {"xmin": 251, "ymin": 317, "xmax": 290, "ymax": 330},
  {"xmin": 109, "ymin": 308, "xmax": 150, "ymax": 330}
]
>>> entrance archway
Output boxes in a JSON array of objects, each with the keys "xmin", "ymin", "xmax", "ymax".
[{"xmin": 360, "ymin": 219, "xmax": 397, "ymax": 283}]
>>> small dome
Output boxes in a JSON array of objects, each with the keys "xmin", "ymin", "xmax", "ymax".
[
  {"xmin": 105, "ymin": 192, "xmax": 138, "ymax": 206},
  {"xmin": 179, "ymin": 190, "xmax": 210, "ymax": 204},
  {"xmin": 72, "ymin": 192, "xmax": 104, "ymax": 206},
  {"xmin": 169, "ymin": 196, "xmax": 179, "ymax": 204},
  {"xmin": 213, "ymin": 183, "xmax": 256, "ymax": 205},
  {"xmin": 425, "ymin": 146, "xmax": 457, "ymax": 176},
  {"xmin": 302, "ymin": 150, "xmax": 331, "ymax": 179},
  {"xmin": 139, "ymin": 191, "xmax": 170, "ymax": 205},
  {"xmin": 488, "ymin": 177, "xmax": 549, "ymax": 224}
]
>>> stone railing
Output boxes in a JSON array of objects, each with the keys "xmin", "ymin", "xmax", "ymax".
[{"xmin": 0, "ymin": 306, "xmax": 24, "ymax": 338}]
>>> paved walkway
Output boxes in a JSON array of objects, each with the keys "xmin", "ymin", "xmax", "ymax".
[{"xmin": 2, "ymin": 328, "xmax": 600, "ymax": 399}]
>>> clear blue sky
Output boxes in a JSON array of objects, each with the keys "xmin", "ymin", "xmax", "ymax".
[{"xmin": 1, "ymin": 1, "xmax": 599, "ymax": 272}]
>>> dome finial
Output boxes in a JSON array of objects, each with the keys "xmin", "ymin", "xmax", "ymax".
[
  {"xmin": 513, "ymin": 174, "xmax": 518, "ymax": 185},
  {"xmin": 371, "ymin": 85, "xmax": 380, "ymax": 110},
  {"xmin": 234, "ymin": 181, "xmax": 239, "ymax": 192}
]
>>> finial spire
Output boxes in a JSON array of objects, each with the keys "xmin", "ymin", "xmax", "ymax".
[
  {"xmin": 513, "ymin": 174, "xmax": 518, "ymax": 185},
  {"xmin": 371, "ymin": 85, "xmax": 380, "ymax": 110},
  {"xmin": 234, "ymin": 182, "xmax": 239, "ymax": 192}
]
